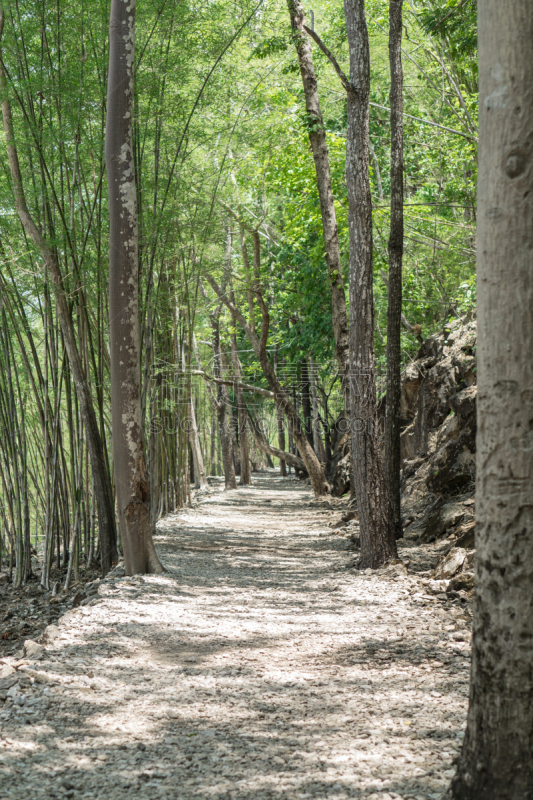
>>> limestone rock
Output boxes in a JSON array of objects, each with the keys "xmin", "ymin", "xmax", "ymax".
[
  {"xmin": 23, "ymin": 639, "xmax": 44, "ymax": 658},
  {"xmin": 448, "ymin": 571, "xmax": 475, "ymax": 593},
  {"xmin": 0, "ymin": 664, "xmax": 16, "ymax": 679},
  {"xmin": 42, "ymin": 624, "xmax": 61, "ymax": 643},
  {"xmin": 455, "ymin": 520, "xmax": 475, "ymax": 549},
  {"xmin": 434, "ymin": 547, "xmax": 467, "ymax": 580}
]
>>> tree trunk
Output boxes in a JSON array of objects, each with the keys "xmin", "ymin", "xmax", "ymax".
[
  {"xmin": 0, "ymin": 11, "xmax": 117, "ymax": 577},
  {"xmin": 230, "ymin": 334, "xmax": 252, "ymax": 486},
  {"xmin": 309, "ymin": 356, "xmax": 327, "ymax": 463},
  {"xmin": 210, "ymin": 414, "xmax": 217, "ymax": 475},
  {"xmin": 286, "ymin": 0, "xmax": 350, "ymax": 385},
  {"xmin": 343, "ymin": 0, "xmax": 397, "ymax": 569},
  {"xmin": 188, "ymin": 398, "xmax": 208, "ymax": 489},
  {"xmin": 384, "ymin": 0, "xmax": 404, "ymax": 540},
  {"xmin": 277, "ymin": 406, "xmax": 287, "ymax": 476},
  {"xmin": 106, "ymin": 0, "xmax": 163, "ymax": 575},
  {"xmin": 210, "ymin": 315, "xmax": 237, "ymax": 491},
  {"xmin": 450, "ymin": 2, "xmax": 533, "ymax": 797},
  {"xmin": 301, "ymin": 360, "xmax": 314, "ymax": 448}
]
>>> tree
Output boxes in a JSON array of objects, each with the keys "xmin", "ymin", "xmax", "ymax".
[
  {"xmin": 449, "ymin": 2, "xmax": 533, "ymax": 797},
  {"xmin": 0, "ymin": 6, "xmax": 118, "ymax": 577},
  {"xmin": 205, "ymin": 270, "xmax": 330, "ymax": 496},
  {"xmin": 106, "ymin": 0, "xmax": 163, "ymax": 575},
  {"xmin": 384, "ymin": 0, "xmax": 404, "ymax": 541},
  {"xmin": 286, "ymin": 0, "xmax": 350, "ymax": 385},
  {"xmin": 343, "ymin": 0, "xmax": 398, "ymax": 568}
]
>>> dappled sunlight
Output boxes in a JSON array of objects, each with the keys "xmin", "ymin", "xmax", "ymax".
[{"xmin": 0, "ymin": 474, "xmax": 469, "ymax": 799}]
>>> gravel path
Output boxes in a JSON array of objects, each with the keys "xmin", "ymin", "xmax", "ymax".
[{"xmin": 0, "ymin": 473, "xmax": 471, "ymax": 800}]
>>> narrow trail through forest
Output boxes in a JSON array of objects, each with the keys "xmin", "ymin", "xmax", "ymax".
[{"xmin": 1, "ymin": 474, "xmax": 471, "ymax": 800}]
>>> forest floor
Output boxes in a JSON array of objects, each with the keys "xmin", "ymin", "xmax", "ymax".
[{"xmin": 0, "ymin": 472, "xmax": 472, "ymax": 800}]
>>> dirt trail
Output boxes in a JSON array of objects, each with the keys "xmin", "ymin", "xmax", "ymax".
[{"xmin": 0, "ymin": 473, "xmax": 471, "ymax": 800}]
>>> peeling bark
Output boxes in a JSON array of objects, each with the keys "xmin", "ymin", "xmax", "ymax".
[{"xmin": 106, "ymin": 0, "xmax": 162, "ymax": 575}]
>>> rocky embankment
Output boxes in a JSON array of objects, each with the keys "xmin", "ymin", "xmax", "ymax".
[
  {"xmin": 399, "ymin": 318, "xmax": 477, "ymax": 597},
  {"xmin": 329, "ymin": 316, "xmax": 477, "ymax": 597}
]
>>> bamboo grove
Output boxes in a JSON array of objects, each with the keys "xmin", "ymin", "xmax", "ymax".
[{"xmin": 0, "ymin": 0, "xmax": 477, "ymax": 584}]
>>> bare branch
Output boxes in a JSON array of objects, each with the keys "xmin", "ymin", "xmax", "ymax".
[
  {"xmin": 302, "ymin": 25, "xmax": 353, "ymax": 93},
  {"xmin": 190, "ymin": 369, "xmax": 275, "ymax": 399}
]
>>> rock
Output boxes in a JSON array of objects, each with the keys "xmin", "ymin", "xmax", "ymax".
[
  {"xmin": 434, "ymin": 547, "xmax": 467, "ymax": 580},
  {"xmin": 426, "ymin": 424, "xmax": 476, "ymax": 496},
  {"xmin": 445, "ymin": 415, "xmax": 462, "ymax": 440},
  {"xmin": 23, "ymin": 639, "xmax": 44, "ymax": 659},
  {"xmin": 110, "ymin": 566, "xmax": 126, "ymax": 578},
  {"xmin": 341, "ymin": 511, "xmax": 358, "ymax": 524},
  {"xmin": 455, "ymin": 520, "xmax": 475, "ymax": 549},
  {"xmin": 0, "ymin": 675, "xmax": 18, "ymax": 691},
  {"xmin": 419, "ymin": 500, "xmax": 466, "ymax": 543},
  {"xmin": 71, "ymin": 590, "xmax": 87, "ymax": 608},
  {"xmin": 449, "ymin": 385, "xmax": 477, "ymax": 421},
  {"xmin": 0, "ymin": 664, "xmax": 16, "ymax": 679},
  {"xmin": 42, "ymin": 624, "xmax": 61, "ymax": 643},
  {"xmin": 447, "ymin": 571, "xmax": 475, "ymax": 593}
]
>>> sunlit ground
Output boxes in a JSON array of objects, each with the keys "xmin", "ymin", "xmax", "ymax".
[{"xmin": 0, "ymin": 474, "xmax": 470, "ymax": 800}]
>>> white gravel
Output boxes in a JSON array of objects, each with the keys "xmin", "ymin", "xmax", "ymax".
[{"xmin": 0, "ymin": 473, "xmax": 470, "ymax": 800}]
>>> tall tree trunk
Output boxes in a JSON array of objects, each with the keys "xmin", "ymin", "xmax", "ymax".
[
  {"xmin": 301, "ymin": 360, "xmax": 314, "ymax": 448},
  {"xmin": 309, "ymin": 357, "xmax": 327, "ymax": 463},
  {"xmin": 209, "ymin": 315, "xmax": 237, "ymax": 491},
  {"xmin": 343, "ymin": 0, "xmax": 397, "ymax": 568},
  {"xmin": 450, "ymin": 2, "xmax": 533, "ymax": 797},
  {"xmin": 277, "ymin": 406, "xmax": 287, "ymax": 476},
  {"xmin": 0, "ymin": 10, "xmax": 117, "ymax": 577},
  {"xmin": 188, "ymin": 398, "xmax": 207, "ymax": 489},
  {"xmin": 286, "ymin": 0, "xmax": 350, "ymax": 385},
  {"xmin": 384, "ymin": 0, "xmax": 404, "ymax": 540},
  {"xmin": 106, "ymin": 0, "xmax": 162, "ymax": 575},
  {"xmin": 230, "ymin": 334, "xmax": 252, "ymax": 486}
]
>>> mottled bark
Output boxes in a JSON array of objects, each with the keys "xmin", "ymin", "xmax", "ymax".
[
  {"xmin": 0, "ymin": 10, "xmax": 117, "ymax": 576},
  {"xmin": 450, "ymin": 2, "xmax": 533, "ymax": 798},
  {"xmin": 188, "ymin": 398, "xmax": 207, "ymax": 490},
  {"xmin": 208, "ymin": 310, "xmax": 236, "ymax": 491},
  {"xmin": 106, "ymin": 0, "xmax": 162, "ymax": 575},
  {"xmin": 343, "ymin": 0, "xmax": 397, "ymax": 568},
  {"xmin": 277, "ymin": 406, "xmax": 287, "ymax": 477},
  {"xmin": 309, "ymin": 357, "xmax": 327, "ymax": 463},
  {"xmin": 301, "ymin": 360, "xmax": 314, "ymax": 448},
  {"xmin": 230, "ymin": 335, "xmax": 252, "ymax": 486},
  {"xmin": 384, "ymin": 0, "xmax": 404, "ymax": 540},
  {"xmin": 286, "ymin": 0, "xmax": 350, "ymax": 386}
]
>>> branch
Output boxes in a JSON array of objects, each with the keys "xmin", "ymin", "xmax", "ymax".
[
  {"xmin": 303, "ymin": 25, "xmax": 353, "ymax": 93},
  {"xmin": 191, "ymin": 369, "xmax": 274, "ymax": 399},
  {"xmin": 204, "ymin": 273, "xmax": 261, "ymax": 354},
  {"xmin": 245, "ymin": 405, "xmax": 306, "ymax": 472},
  {"xmin": 369, "ymin": 101, "xmax": 477, "ymax": 142}
]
